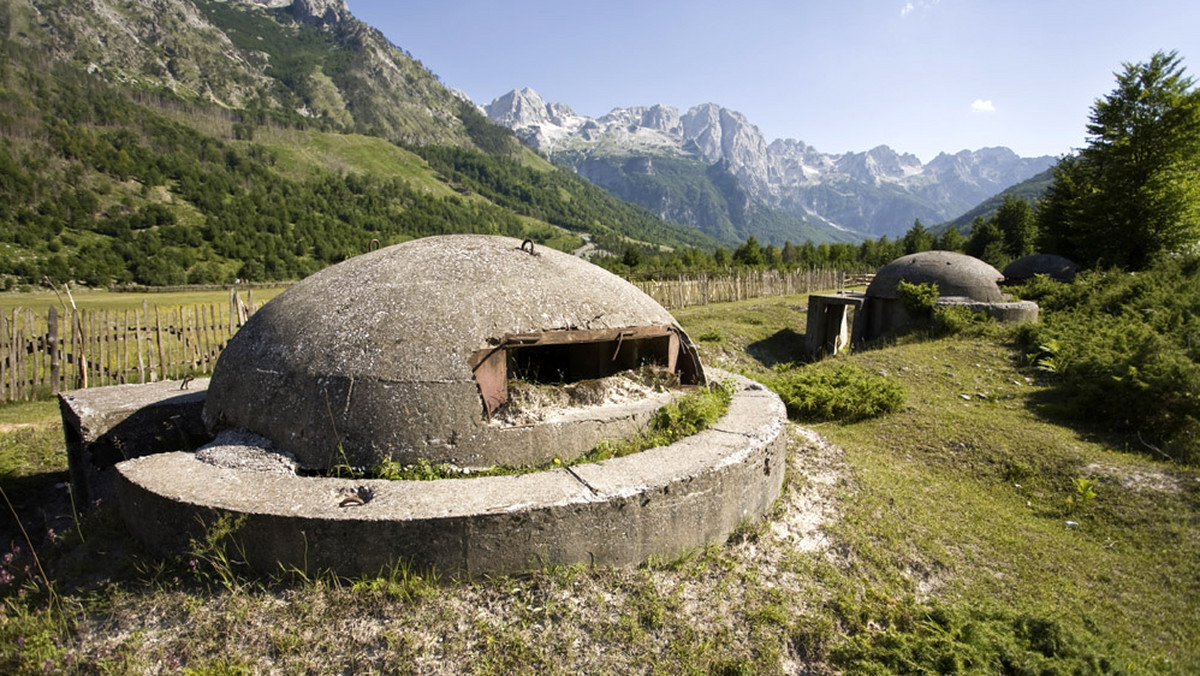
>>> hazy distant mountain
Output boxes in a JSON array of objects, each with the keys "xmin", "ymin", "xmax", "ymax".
[
  {"xmin": 486, "ymin": 88, "xmax": 1057, "ymax": 241},
  {"xmin": 934, "ymin": 167, "xmax": 1058, "ymax": 236}
]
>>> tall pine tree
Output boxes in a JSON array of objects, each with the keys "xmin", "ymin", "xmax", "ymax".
[{"xmin": 1040, "ymin": 51, "xmax": 1200, "ymax": 269}]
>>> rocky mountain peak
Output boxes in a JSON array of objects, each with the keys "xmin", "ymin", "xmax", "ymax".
[
  {"xmin": 484, "ymin": 90, "xmax": 1056, "ymax": 237},
  {"xmin": 290, "ymin": 0, "xmax": 350, "ymax": 26},
  {"xmin": 680, "ymin": 104, "xmax": 769, "ymax": 191},
  {"xmin": 222, "ymin": 0, "xmax": 349, "ymax": 25},
  {"xmin": 485, "ymin": 88, "xmax": 552, "ymax": 128}
]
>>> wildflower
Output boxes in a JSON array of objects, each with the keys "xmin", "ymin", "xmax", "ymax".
[
  {"xmin": 0, "ymin": 569, "xmax": 13, "ymax": 586},
  {"xmin": 16, "ymin": 636, "xmax": 24, "ymax": 646}
]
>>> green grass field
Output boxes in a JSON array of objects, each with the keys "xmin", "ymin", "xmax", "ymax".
[
  {"xmin": 0, "ymin": 287, "xmax": 290, "ymax": 315},
  {"xmin": 0, "ymin": 292, "xmax": 1195, "ymax": 673}
]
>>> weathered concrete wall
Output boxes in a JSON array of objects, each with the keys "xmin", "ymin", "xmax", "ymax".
[
  {"xmin": 935, "ymin": 297, "xmax": 1039, "ymax": 323},
  {"xmin": 205, "ymin": 235, "xmax": 705, "ymax": 470},
  {"xmin": 115, "ymin": 370, "xmax": 787, "ymax": 577},
  {"xmin": 59, "ymin": 379, "xmax": 210, "ymax": 506}
]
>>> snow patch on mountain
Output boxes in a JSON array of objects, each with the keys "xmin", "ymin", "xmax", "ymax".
[{"xmin": 485, "ymin": 87, "xmax": 1056, "ymax": 236}]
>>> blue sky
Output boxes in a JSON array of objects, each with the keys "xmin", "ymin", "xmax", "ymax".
[{"xmin": 346, "ymin": 0, "xmax": 1198, "ymax": 162}]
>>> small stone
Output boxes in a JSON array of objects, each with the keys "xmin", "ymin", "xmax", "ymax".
[
  {"xmin": 1065, "ymin": 521, "xmax": 1079, "ymax": 529},
  {"xmin": 959, "ymin": 394, "xmax": 971, "ymax": 401}
]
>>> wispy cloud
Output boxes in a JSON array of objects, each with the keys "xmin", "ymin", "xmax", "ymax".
[
  {"xmin": 970, "ymin": 99, "xmax": 996, "ymax": 113},
  {"xmin": 900, "ymin": 0, "xmax": 940, "ymax": 17}
]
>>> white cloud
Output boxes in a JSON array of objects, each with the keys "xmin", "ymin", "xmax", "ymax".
[
  {"xmin": 900, "ymin": 0, "xmax": 940, "ymax": 17},
  {"xmin": 970, "ymin": 99, "xmax": 996, "ymax": 113}
]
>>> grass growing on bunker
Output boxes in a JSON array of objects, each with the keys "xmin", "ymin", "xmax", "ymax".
[
  {"xmin": 349, "ymin": 379, "xmax": 736, "ymax": 481},
  {"xmin": 0, "ymin": 291, "xmax": 1198, "ymax": 673}
]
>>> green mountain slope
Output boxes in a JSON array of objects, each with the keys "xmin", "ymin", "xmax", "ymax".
[
  {"xmin": 933, "ymin": 167, "xmax": 1056, "ymax": 236},
  {"xmin": 0, "ymin": 0, "xmax": 717, "ymax": 287}
]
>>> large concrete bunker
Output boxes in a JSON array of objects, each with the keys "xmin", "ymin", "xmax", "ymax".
[
  {"xmin": 107, "ymin": 235, "xmax": 787, "ymax": 576},
  {"xmin": 204, "ymin": 235, "xmax": 704, "ymax": 470}
]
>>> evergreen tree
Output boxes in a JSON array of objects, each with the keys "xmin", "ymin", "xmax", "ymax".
[
  {"xmin": 1040, "ymin": 51, "xmax": 1200, "ymax": 269},
  {"xmin": 902, "ymin": 219, "xmax": 935, "ymax": 254},
  {"xmin": 733, "ymin": 236, "xmax": 765, "ymax": 266},
  {"xmin": 993, "ymin": 194, "xmax": 1037, "ymax": 259},
  {"xmin": 965, "ymin": 216, "xmax": 1006, "ymax": 266},
  {"xmin": 934, "ymin": 226, "xmax": 965, "ymax": 252}
]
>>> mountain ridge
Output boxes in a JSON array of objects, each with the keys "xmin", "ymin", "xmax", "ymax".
[{"xmin": 485, "ymin": 87, "xmax": 1056, "ymax": 240}]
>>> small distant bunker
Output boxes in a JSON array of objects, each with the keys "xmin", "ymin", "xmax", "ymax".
[
  {"xmin": 807, "ymin": 251, "xmax": 1039, "ymax": 358},
  {"xmin": 868, "ymin": 250, "xmax": 1007, "ymax": 303},
  {"xmin": 1002, "ymin": 254, "xmax": 1079, "ymax": 284},
  {"xmin": 203, "ymin": 235, "xmax": 703, "ymax": 470}
]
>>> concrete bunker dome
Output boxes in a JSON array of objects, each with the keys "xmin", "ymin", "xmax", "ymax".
[
  {"xmin": 866, "ymin": 251, "xmax": 1005, "ymax": 302},
  {"xmin": 842, "ymin": 251, "xmax": 1034, "ymax": 345},
  {"xmin": 204, "ymin": 235, "xmax": 704, "ymax": 471},
  {"xmin": 1002, "ymin": 254, "xmax": 1079, "ymax": 284}
]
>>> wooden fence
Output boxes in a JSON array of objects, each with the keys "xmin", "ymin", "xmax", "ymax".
[
  {"xmin": 0, "ymin": 270, "xmax": 869, "ymax": 403},
  {"xmin": 632, "ymin": 268, "xmax": 869, "ymax": 310},
  {"xmin": 0, "ymin": 290, "xmax": 258, "ymax": 402}
]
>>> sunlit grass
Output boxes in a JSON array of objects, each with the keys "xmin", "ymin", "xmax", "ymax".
[{"xmin": 0, "ymin": 294, "xmax": 1194, "ymax": 672}]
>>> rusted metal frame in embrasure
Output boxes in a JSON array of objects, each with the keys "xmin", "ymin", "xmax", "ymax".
[{"xmin": 468, "ymin": 325, "xmax": 704, "ymax": 417}]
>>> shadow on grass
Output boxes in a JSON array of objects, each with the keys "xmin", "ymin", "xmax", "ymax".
[
  {"xmin": 745, "ymin": 328, "xmax": 807, "ymax": 369},
  {"xmin": 1021, "ymin": 385, "xmax": 1183, "ymax": 466},
  {"xmin": 1, "ymin": 470, "xmax": 72, "ymax": 556}
]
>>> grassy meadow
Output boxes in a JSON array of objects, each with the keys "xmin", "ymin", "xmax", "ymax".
[
  {"xmin": 0, "ymin": 287, "xmax": 291, "ymax": 316},
  {"xmin": 0, "ymin": 292, "xmax": 1196, "ymax": 673}
]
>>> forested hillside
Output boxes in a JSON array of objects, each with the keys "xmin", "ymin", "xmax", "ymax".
[{"xmin": 0, "ymin": 0, "xmax": 718, "ymax": 288}]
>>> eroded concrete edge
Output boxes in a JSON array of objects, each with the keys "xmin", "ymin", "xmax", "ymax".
[{"xmin": 115, "ymin": 370, "xmax": 787, "ymax": 576}]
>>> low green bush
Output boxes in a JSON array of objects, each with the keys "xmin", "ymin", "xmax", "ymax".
[
  {"xmin": 832, "ymin": 602, "xmax": 1115, "ymax": 675},
  {"xmin": 769, "ymin": 364, "xmax": 905, "ymax": 422},
  {"xmin": 932, "ymin": 305, "xmax": 992, "ymax": 335},
  {"xmin": 896, "ymin": 280, "xmax": 939, "ymax": 317},
  {"xmin": 1013, "ymin": 254, "xmax": 1200, "ymax": 463}
]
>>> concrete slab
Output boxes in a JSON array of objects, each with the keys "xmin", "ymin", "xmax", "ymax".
[
  {"xmin": 115, "ymin": 370, "xmax": 788, "ymax": 577},
  {"xmin": 58, "ymin": 378, "xmax": 210, "ymax": 506}
]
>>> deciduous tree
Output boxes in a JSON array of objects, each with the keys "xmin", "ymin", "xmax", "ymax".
[{"xmin": 1039, "ymin": 50, "xmax": 1200, "ymax": 269}]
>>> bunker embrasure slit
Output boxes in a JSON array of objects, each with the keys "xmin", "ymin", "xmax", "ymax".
[{"xmin": 470, "ymin": 326, "xmax": 702, "ymax": 417}]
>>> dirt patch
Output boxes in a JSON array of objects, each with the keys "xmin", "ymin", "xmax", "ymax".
[
  {"xmin": 1082, "ymin": 462, "xmax": 1182, "ymax": 494},
  {"xmin": 0, "ymin": 422, "xmax": 41, "ymax": 433},
  {"xmin": 770, "ymin": 426, "xmax": 847, "ymax": 556}
]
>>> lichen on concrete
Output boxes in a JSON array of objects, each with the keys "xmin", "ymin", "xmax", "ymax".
[{"xmin": 195, "ymin": 430, "xmax": 298, "ymax": 475}]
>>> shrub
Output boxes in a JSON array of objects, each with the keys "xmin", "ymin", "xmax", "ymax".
[
  {"xmin": 932, "ymin": 305, "xmax": 991, "ymax": 336},
  {"xmin": 896, "ymin": 280, "xmax": 939, "ymax": 317},
  {"xmin": 770, "ymin": 364, "xmax": 905, "ymax": 422},
  {"xmin": 1014, "ymin": 255, "xmax": 1200, "ymax": 463}
]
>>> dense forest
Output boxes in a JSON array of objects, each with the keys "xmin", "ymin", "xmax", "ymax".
[{"xmin": 0, "ymin": 55, "xmax": 728, "ymax": 288}]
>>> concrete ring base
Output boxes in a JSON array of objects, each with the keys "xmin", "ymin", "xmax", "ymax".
[{"xmin": 114, "ymin": 370, "xmax": 788, "ymax": 577}]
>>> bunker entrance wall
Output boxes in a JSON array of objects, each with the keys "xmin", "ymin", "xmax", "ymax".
[{"xmin": 470, "ymin": 326, "xmax": 703, "ymax": 416}]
